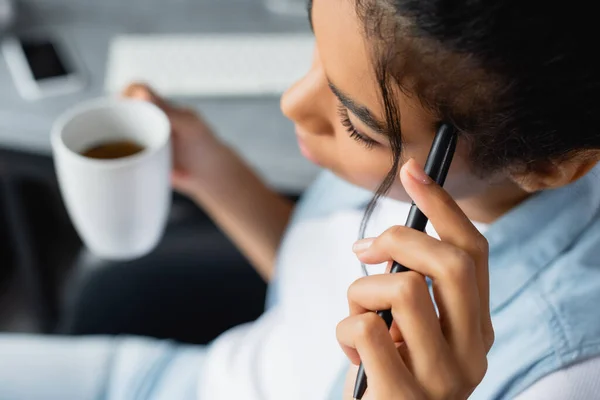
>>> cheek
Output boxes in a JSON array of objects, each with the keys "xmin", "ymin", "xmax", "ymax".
[
  {"xmin": 322, "ymin": 133, "xmax": 489, "ymax": 201},
  {"xmin": 437, "ymin": 140, "xmax": 491, "ymax": 198},
  {"xmin": 386, "ymin": 139, "xmax": 490, "ymax": 201},
  {"xmin": 331, "ymin": 141, "xmax": 395, "ymax": 192},
  {"xmin": 388, "ymin": 138, "xmax": 489, "ymax": 200}
]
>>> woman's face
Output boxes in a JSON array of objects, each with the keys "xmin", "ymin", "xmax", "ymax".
[{"xmin": 281, "ymin": 0, "xmax": 492, "ymax": 201}]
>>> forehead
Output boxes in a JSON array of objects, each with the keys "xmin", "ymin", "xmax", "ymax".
[{"xmin": 312, "ymin": 0, "xmax": 383, "ymax": 116}]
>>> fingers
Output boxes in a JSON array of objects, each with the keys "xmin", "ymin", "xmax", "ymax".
[
  {"xmin": 401, "ymin": 159, "xmax": 485, "ymax": 255},
  {"xmin": 354, "ymin": 228, "xmax": 480, "ymax": 340},
  {"xmin": 121, "ymin": 82, "xmax": 152, "ymax": 100},
  {"xmin": 336, "ymin": 313, "xmax": 421, "ymax": 396},
  {"xmin": 120, "ymin": 83, "xmax": 197, "ymax": 140},
  {"xmin": 402, "ymin": 159, "xmax": 492, "ymax": 337},
  {"xmin": 346, "ymin": 273, "xmax": 458, "ymax": 391},
  {"xmin": 354, "ymin": 225, "xmax": 488, "ymax": 382},
  {"xmin": 121, "ymin": 83, "xmax": 172, "ymax": 112}
]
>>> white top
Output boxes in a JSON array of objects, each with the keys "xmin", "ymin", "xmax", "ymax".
[
  {"xmin": 197, "ymin": 197, "xmax": 600, "ymax": 399},
  {"xmin": 515, "ymin": 356, "xmax": 600, "ymax": 399}
]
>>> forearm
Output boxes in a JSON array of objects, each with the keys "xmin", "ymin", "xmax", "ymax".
[{"xmin": 190, "ymin": 144, "xmax": 294, "ymax": 281}]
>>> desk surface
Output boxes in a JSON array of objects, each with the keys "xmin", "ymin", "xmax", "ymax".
[{"xmin": 0, "ymin": 0, "xmax": 320, "ymax": 192}]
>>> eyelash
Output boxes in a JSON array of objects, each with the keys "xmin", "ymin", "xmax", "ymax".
[{"xmin": 337, "ymin": 106, "xmax": 377, "ymax": 149}]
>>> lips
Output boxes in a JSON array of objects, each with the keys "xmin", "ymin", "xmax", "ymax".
[{"xmin": 295, "ymin": 130, "xmax": 320, "ymax": 165}]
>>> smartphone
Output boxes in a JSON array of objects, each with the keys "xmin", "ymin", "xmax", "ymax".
[{"xmin": 1, "ymin": 35, "xmax": 85, "ymax": 100}]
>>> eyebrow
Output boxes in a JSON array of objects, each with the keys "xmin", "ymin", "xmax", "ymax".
[{"xmin": 328, "ymin": 81, "xmax": 386, "ymax": 134}]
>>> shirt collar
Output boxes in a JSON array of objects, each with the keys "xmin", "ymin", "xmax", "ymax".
[{"xmin": 485, "ymin": 166, "xmax": 600, "ymax": 311}]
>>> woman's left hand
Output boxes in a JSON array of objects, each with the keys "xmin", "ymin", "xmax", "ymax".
[{"xmin": 337, "ymin": 159, "xmax": 495, "ymax": 400}]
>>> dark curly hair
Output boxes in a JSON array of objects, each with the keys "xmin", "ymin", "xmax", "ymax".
[{"xmin": 355, "ymin": 0, "xmax": 600, "ymax": 238}]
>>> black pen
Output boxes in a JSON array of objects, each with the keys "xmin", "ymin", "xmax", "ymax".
[{"xmin": 353, "ymin": 123, "xmax": 458, "ymax": 400}]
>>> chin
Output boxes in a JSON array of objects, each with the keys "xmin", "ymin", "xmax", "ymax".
[
  {"xmin": 383, "ymin": 186, "xmax": 413, "ymax": 203},
  {"xmin": 328, "ymin": 168, "xmax": 414, "ymax": 203}
]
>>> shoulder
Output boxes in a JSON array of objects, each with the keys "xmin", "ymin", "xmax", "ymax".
[
  {"xmin": 477, "ymin": 217, "xmax": 600, "ymax": 399},
  {"xmin": 539, "ymin": 216, "xmax": 600, "ymax": 350}
]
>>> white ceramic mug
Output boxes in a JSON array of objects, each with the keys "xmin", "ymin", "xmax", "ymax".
[{"xmin": 51, "ymin": 98, "xmax": 172, "ymax": 260}]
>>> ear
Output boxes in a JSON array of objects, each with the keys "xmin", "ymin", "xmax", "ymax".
[{"xmin": 511, "ymin": 152, "xmax": 600, "ymax": 192}]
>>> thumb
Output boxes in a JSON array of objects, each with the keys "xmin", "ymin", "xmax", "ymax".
[{"xmin": 121, "ymin": 83, "xmax": 172, "ymax": 112}]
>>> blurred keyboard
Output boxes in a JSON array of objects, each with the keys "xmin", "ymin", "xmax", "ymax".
[{"xmin": 105, "ymin": 34, "xmax": 314, "ymax": 97}]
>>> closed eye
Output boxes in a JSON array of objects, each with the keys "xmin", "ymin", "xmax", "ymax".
[{"xmin": 337, "ymin": 105, "xmax": 377, "ymax": 149}]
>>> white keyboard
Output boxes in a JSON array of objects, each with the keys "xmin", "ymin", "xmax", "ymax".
[{"xmin": 105, "ymin": 34, "xmax": 315, "ymax": 97}]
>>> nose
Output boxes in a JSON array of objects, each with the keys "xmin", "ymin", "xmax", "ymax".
[{"xmin": 281, "ymin": 50, "xmax": 335, "ymax": 135}]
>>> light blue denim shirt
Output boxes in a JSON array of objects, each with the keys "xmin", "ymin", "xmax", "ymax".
[{"xmin": 270, "ymin": 166, "xmax": 600, "ymax": 399}]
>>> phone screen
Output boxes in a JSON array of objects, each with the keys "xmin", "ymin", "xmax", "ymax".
[{"xmin": 20, "ymin": 39, "xmax": 71, "ymax": 81}]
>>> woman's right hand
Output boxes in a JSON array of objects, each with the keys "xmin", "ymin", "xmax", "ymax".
[
  {"xmin": 337, "ymin": 160, "xmax": 494, "ymax": 400},
  {"xmin": 122, "ymin": 83, "xmax": 230, "ymax": 198}
]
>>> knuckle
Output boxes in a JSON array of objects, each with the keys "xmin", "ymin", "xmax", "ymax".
[
  {"xmin": 441, "ymin": 248, "xmax": 476, "ymax": 283},
  {"xmin": 431, "ymin": 355, "xmax": 488, "ymax": 400},
  {"xmin": 347, "ymin": 277, "xmax": 364, "ymax": 300},
  {"xmin": 483, "ymin": 325, "xmax": 496, "ymax": 352},
  {"xmin": 381, "ymin": 225, "xmax": 405, "ymax": 246},
  {"xmin": 391, "ymin": 272, "xmax": 427, "ymax": 308},
  {"xmin": 335, "ymin": 319, "xmax": 347, "ymax": 340},
  {"xmin": 456, "ymin": 344, "xmax": 490, "ymax": 392},
  {"xmin": 468, "ymin": 233, "xmax": 490, "ymax": 261},
  {"xmin": 446, "ymin": 380, "xmax": 465, "ymax": 400},
  {"xmin": 431, "ymin": 369, "xmax": 463, "ymax": 400},
  {"xmin": 355, "ymin": 313, "xmax": 385, "ymax": 340},
  {"xmin": 467, "ymin": 355, "xmax": 489, "ymax": 387},
  {"xmin": 458, "ymin": 233, "xmax": 488, "ymax": 265},
  {"xmin": 475, "ymin": 233, "xmax": 490, "ymax": 255}
]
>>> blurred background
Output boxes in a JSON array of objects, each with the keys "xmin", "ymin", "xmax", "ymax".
[{"xmin": 0, "ymin": 0, "xmax": 319, "ymax": 344}]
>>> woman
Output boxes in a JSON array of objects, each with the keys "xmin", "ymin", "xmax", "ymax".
[{"xmin": 2, "ymin": 0, "xmax": 600, "ymax": 398}]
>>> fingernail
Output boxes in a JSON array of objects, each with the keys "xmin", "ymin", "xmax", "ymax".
[
  {"xmin": 406, "ymin": 159, "xmax": 432, "ymax": 184},
  {"xmin": 353, "ymin": 238, "xmax": 374, "ymax": 253}
]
